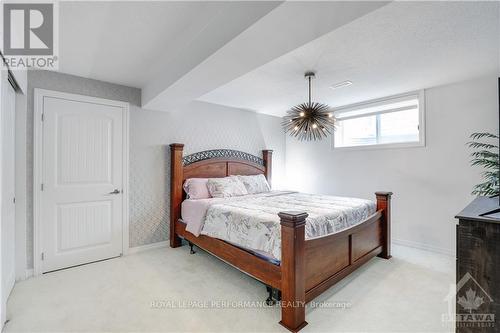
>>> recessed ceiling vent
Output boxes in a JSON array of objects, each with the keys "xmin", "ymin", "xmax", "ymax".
[{"xmin": 330, "ymin": 80, "xmax": 353, "ymax": 90}]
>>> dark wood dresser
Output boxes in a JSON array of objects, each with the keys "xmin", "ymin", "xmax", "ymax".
[{"xmin": 455, "ymin": 197, "xmax": 500, "ymax": 332}]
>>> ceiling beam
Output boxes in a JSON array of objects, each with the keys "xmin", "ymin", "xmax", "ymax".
[{"xmin": 142, "ymin": 1, "xmax": 389, "ymax": 112}]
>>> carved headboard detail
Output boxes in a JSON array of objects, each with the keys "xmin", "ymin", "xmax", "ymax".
[
  {"xmin": 182, "ymin": 149, "xmax": 265, "ymax": 166},
  {"xmin": 168, "ymin": 143, "xmax": 273, "ymax": 246}
]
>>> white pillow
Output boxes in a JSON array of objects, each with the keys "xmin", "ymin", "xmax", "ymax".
[
  {"xmin": 183, "ymin": 178, "xmax": 211, "ymax": 199},
  {"xmin": 207, "ymin": 177, "xmax": 248, "ymax": 198},
  {"xmin": 234, "ymin": 174, "xmax": 270, "ymax": 194}
]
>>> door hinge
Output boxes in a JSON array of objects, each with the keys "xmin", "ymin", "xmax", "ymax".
[
  {"xmin": 41, "ymin": 183, "xmax": 44, "ymax": 191},
  {"xmin": 13, "ymin": 197, "xmax": 15, "ymax": 204},
  {"xmin": 41, "ymin": 113, "xmax": 44, "ymax": 121},
  {"xmin": 41, "ymin": 252, "xmax": 45, "ymax": 260}
]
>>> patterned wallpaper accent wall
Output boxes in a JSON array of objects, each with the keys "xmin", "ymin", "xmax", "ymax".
[
  {"xmin": 24, "ymin": 70, "xmax": 286, "ymax": 268},
  {"xmin": 129, "ymin": 102, "xmax": 286, "ymax": 248}
]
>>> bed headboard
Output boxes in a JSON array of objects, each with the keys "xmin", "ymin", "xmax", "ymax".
[{"xmin": 169, "ymin": 143, "xmax": 273, "ymax": 245}]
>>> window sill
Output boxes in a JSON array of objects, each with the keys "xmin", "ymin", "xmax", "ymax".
[{"xmin": 332, "ymin": 140, "xmax": 425, "ymax": 152}]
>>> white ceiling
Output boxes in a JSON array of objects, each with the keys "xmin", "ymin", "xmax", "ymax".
[
  {"xmin": 55, "ymin": 1, "xmax": 389, "ymax": 110},
  {"xmin": 58, "ymin": 1, "xmax": 281, "ymax": 88},
  {"xmin": 55, "ymin": 1, "xmax": 499, "ymax": 115},
  {"xmin": 141, "ymin": 1, "xmax": 388, "ymax": 110},
  {"xmin": 198, "ymin": 1, "xmax": 500, "ymax": 116}
]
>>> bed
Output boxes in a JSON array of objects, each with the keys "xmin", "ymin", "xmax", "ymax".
[{"xmin": 169, "ymin": 143, "xmax": 392, "ymax": 332}]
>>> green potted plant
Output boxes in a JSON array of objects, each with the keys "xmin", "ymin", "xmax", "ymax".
[{"xmin": 468, "ymin": 132, "xmax": 499, "ymax": 196}]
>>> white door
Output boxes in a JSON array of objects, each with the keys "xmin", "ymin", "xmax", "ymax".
[
  {"xmin": 1, "ymin": 72, "xmax": 16, "ymax": 326},
  {"xmin": 38, "ymin": 91, "xmax": 127, "ymax": 273}
]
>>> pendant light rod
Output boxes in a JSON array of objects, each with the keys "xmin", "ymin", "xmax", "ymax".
[
  {"xmin": 308, "ymin": 76, "xmax": 311, "ymax": 105},
  {"xmin": 304, "ymin": 72, "xmax": 315, "ymax": 106}
]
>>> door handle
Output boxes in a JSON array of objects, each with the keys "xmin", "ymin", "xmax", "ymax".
[{"xmin": 108, "ymin": 189, "xmax": 121, "ymax": 195}]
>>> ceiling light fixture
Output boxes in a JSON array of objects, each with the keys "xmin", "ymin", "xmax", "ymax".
[
  {"xmin": 282, "ymin": 72, "xmax": 336, "ymax": 141},
  {"xmin": 330, "ymin": 80, "xmax": 353, "ymax": 90}
]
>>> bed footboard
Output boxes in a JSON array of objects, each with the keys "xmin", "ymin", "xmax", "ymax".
[
  {"xmin": 279, "ymin": 212, "xmax": 309, "ymax": 332},
  {"xmin": 279, "ymin": 192, "xmax": 392, "ymax": 332},
  {"xmin": 376, "ymin": 191, "xmax": 393, "ymax": 259}
]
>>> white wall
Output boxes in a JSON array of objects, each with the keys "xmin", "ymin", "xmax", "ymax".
[
  {"xmin": 14, "ymin": 91, "xmax": 27, "ymax": 279},
  {"xmin": 128, "ymin": 101, "xmax": 286, "ymax": 247},
  {"xmin": 285, "ymin": 76, "xmax": 499, "ymax": 255},
  {"xmin": 0, "ymin": 60, "xmax": 4, "ymax": 327},
  {"xmin": 20, "ymin": 70, "xmax": 285, "ymax": 269},
  {"xmin": 19, "ymin": 71, "xmax": 495, "ymax": 270}
]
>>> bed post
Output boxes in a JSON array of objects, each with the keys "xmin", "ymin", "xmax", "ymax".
[
  {"xmin": 262, "ymin": 150, "xmax": 273, "ymax": 187},
  {"xmin": 279, "ymin": 211, "xmax": 308, "ymax": 332},
  {"xmin": 375, "ymin": 191, "xmax": 393, "ymax": 259},
  {"xmin": 170, "ymin": 143, "xmax": 184, "ymax": 248}
]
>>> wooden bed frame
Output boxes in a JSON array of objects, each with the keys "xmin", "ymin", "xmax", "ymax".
[{"xmin": 169, "ymin": 143, "xmax": 392, "ymax": 332}]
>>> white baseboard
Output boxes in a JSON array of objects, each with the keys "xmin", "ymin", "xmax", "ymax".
[
  {"xmin": 21, "ymin": 243, "xmax": 168, "ymax": 280},
  {"xmin": 393, "ymin": 238, "xmax": 454, "ymax": 256},
  {"xmin": 23, "ymin": 269, "xmax": 34, "ymax": 280},
  {"xmin": 128, "ymin": 241, "xmax": 168, "ymax": 254}
]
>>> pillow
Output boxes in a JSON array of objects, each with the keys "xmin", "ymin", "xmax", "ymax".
[
  {"xmin": 207, "ymin": 177, "xmax": 248, "ymax": 198},
  {"xmin": 235, "ymin": 174, "xmax": 271, "ymax": 194},
  {"xmin": 183, "ymin": 178, "xmax": 211, "ymax": 199}
]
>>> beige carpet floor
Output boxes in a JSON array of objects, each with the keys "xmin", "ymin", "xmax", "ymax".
[{"xmin": 4, "ymin": 244, "xmax": 455, "ymax": 332}]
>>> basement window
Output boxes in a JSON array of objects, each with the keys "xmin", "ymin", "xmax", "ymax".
[{"xmin": 333, "ymin": 91, "xmax": 425, "ymax": 149}]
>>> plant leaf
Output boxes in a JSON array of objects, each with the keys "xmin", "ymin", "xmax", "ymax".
[
  {"xmin": 470, "ymin": 132, "xmax": 499, "ymax": 140},
  {"xmin": 469, "ymin": 132, "xmax": 500, "ymax": 196},
  {"xmin": 471, "ymin": 150, "xmax": 499, "ymax": 159}
]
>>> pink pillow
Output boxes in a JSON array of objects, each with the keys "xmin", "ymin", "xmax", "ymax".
[{"xmin": 183, "ymin": 178, "xmax": 211, "ymax": 199}]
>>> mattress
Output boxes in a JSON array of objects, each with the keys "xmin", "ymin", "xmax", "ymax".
[
  {"xmin": 181, "ymin": 191, "xmax": 376, "ymax": 261},
  {"xmin": 181, "ymin": 191, "xmax": 293, "ymax": 237}
]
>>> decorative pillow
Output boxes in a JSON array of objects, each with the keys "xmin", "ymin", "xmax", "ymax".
[
  {"xmin": 183, "ymin": 178, "xmax": 211, "ymax": 199},
  {"xmin": 235, "ymin": 174, "xmax": 271, "ymax": 194},
  {"xmin": 207, "ymin": 177, "xmax": 248, "ymax": 198}
]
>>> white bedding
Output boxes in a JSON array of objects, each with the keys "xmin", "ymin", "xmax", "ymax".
[
  {"xmin": 182, "ymin": 191, "xmax": 288, "ymax": 236},
  {"xmin": 181, "ymin": 191, "xmax": 376, "ymax": 261}
]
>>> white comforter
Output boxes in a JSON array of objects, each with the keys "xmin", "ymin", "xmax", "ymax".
[{"xmin": 187, "ymin": 191, "xmax": 376, "ymax": 261}]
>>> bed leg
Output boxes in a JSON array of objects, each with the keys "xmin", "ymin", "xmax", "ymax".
[
  {"xmin": 171, "ymin": 234, "xmax": 182, "ymax": 248},
  {"xmin": 188, "ymin": 241, "xmax": 196, "ymax": 254},
  {"xmin": 265, "ymin": 286, "xmax": 282, "ymax": 305},
  {"xmin": 279, "ymin": 212, "xmax": 308, "ymax": 332},
  {"xmin": 265, "ymin": 286, "xmax": 276, "ymax": 306},
  {"xmin": 375, "ymin": 192, "xmax": 393, "ymax": 260}
]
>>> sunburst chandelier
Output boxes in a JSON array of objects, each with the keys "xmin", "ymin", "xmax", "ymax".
[{"xmin": 282, "ymin": 72, "xmax": 336, "ymax": 141}]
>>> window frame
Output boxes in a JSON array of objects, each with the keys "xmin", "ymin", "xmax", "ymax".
[{"xmin": 331, "ymin": 90, "xmax": 426, "ymax": 151}]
